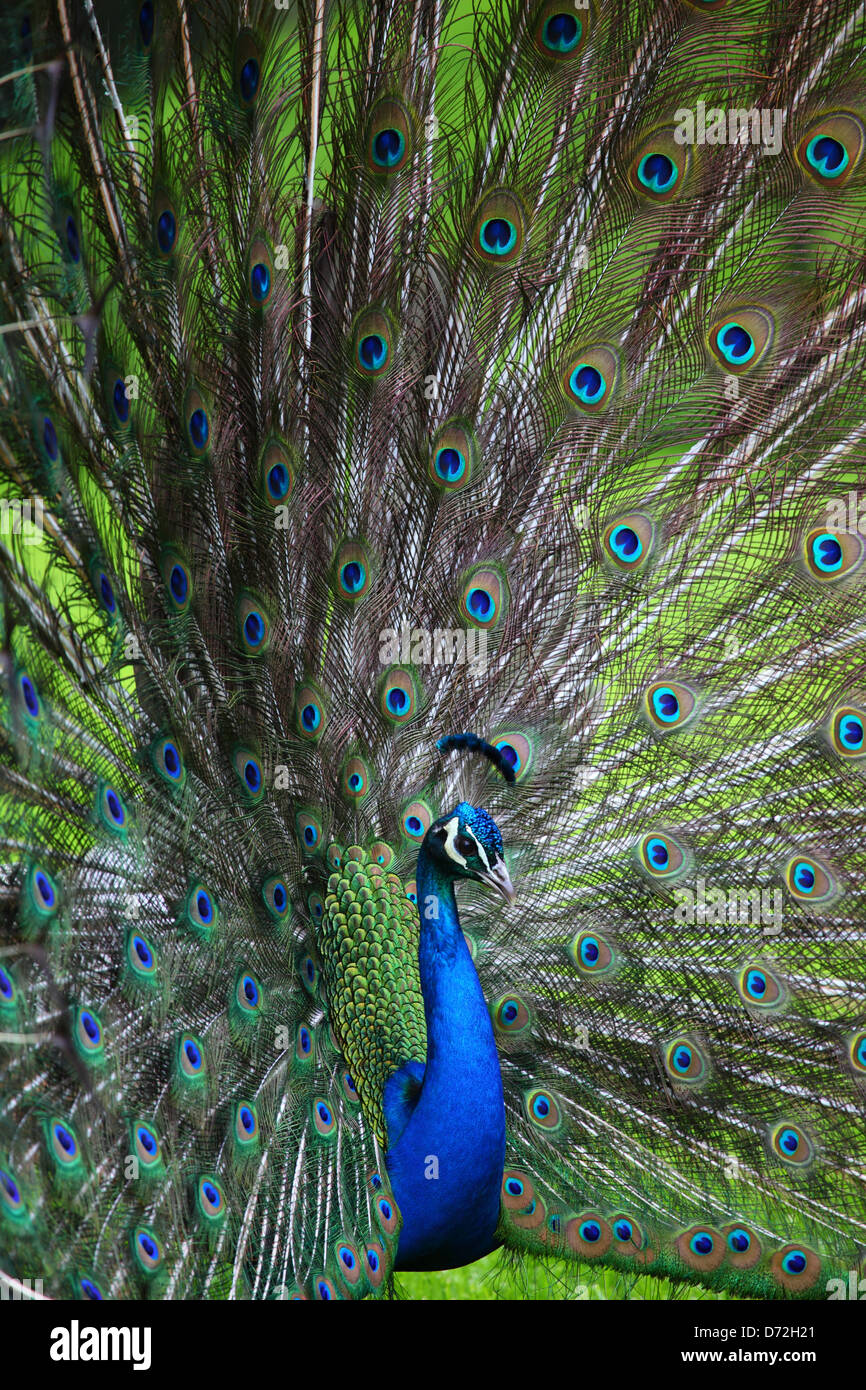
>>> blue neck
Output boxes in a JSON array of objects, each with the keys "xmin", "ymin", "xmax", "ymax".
[{"xmin": 384, "ymin": 849, "xmax": 505, "ymax": 1270}]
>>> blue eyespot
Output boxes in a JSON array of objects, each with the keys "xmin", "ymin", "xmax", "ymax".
[
  {"xmin": 113, "ymin": 378, "xmax": 130, "ymax": 423},
  {"xmin": 793, "ymin": 861, "xmax": 815, "ymax": 892},
  {"xmin": 317, "ymin": 1102, "xmax": 332, "ymax": 1125},
  {"xmin": 81, "ymin": 1012, "xmax": 99, "ymax": 1041},
  {"xmin": 779, "ymin": 1127, "xmax": 799, "ymax": 1154},
  {"xmin": 434, "ymin": 447, "xmax": 466, "ymax": 482},
  {"xmin": 239, "ymin": 1105, "xmax": 255, "ymax": 1134},
  {"xmin": 299, "ymin": 1027, "xmax": 311, "ymax": 1054},
  {"xmin": 716, "ymin": 322, "xmax": 755, "ymax": 365},
  {"xmin": 358, "ymin": 334, "xmax": 388, "ymax": 371},
  {"xmin": 646, "ymin": 837, "xmax": 669, "ymax": 870},
  {"xmin": 652, "ymin": 688, "xmax": 680, "ymax": 722},
  {"xmin": 243, "ymin": 759, "xmax": 261, "ymax": 792},
  {"xmin": 580, "ymin": 1220, "xmax": 601, "ymax": 1243},
  {"xmin": 505, "ymin": 1177, "xmax": 524, "ymax": 1197},
  {"xmin": 196, "ymin": 890, "xmax": 213, "ymax": 924},
  {"xmin": 672, "ymin": 1045, "xmax": 692, "ymax": 1073},
  {"xmin": 466, "ymin": 587, "xmax": 493, "ymax": 620},
  {"xmin": 157, "ymin": 209, "xmax": 176, "ymax": 253},
  {"xmin": 184, "ymin": 1039, "xmax": 202, "ymax": 1069},
  {"xmin": 580, "ymin": 936, "xmax": 599, "ymax": 965},
  {"xmin": 386, "ymin": 687, "xmax": 407, "ymax": 714},
  {"xmin": 19, "ymin": 673, "xmax": 39, "ymax": 718},
  {"xmin": 502, "ymin": 1001, "xmax": 518, "ymax": 1023},
  {"xmin": 727, "ymin": 1228, "xmax": 750, "ymax": 1253},
  {"xmin": 568, "ymin": 364, "xmax": 605, "ymax": 405},
  {"xmin": 138, "ymin": 1231, "xmax": 159, "ymax": 1261},
  {"xmin": 80, "ymin": 1277, "xmax": 103, "ymax": 1300},
  {"xmin": 250, "ymin": 262, "xmax": 270, "ymax": 301},
  {"xmin": 35, "ymin": 869, "xmax": 55, "ymax": 908},
  {"xmin": 169, "ymin": 564, "xmax": 188, "ymax": 606},
  {"xmin": 542, "ymin": 13, "xmax": 581, "ymax": 53},
  {"xmin": 301, "ymin": 703, "xmax": 320, "ymax": 732},
  {"xmin": 806, "ymin": 135, "xmax": 848, "ymax": 178},
  {"xmin": 340, "ymin": 561, "xmax": 365, "ymax": 594},
  {"xmin": 810, "ymin": 533, "xmax": 843, "ymax": 573},
  {"xmin": 203, "ymin": 1182, "xmax": 221, "ymax": 1209},
  {"xmin": 745, "ymin": 969, "xmax": 766, "ymax": 998},
  {"xmin": 98, "ymin": 573, "xmax": 116, "ymax": 614},
  {"xmin": 139, "ymin": 2, "xmax": 155, "ymax": 47},
  {"xmin": 690, "ymin": 1231, "xmax": 714, "ymax": 1256},
  {"xmin": 240, "ymin": 58, "xmax": 259, "ymax": 103},
  {"xmin": 479, "ymin": 218, "xmax": 517, "ymax": 256},
  {"xmin": 840, "ymin": 716, "xmax": 864, "ymax": 750},
  {"xmin": 532, "ymin": 1094, "xmax": 550, "ymax": 1120},
  {"xmin": 782, "ymin": 1249, "xmax": 807, "ymax": 1275},
  {"xmin": 373, "ymin": 128, "xmax": 405, "ymax": 168},
  {"xmin": 0, "ymin": 967, "xmax": 14, "ymax": 1001},
  {"xmin": 242, "ymin": 975, "xmax": 258, "ymax": 1006},
  {"xmin": 637, "ymin": 152, "xmax": 678, "ymax": 194},
  {"xmin": 42, "ymin": 415, "xmax": 59, "ymax": 460},
  {"xmin": 609, "ymin": 525, "xmax": 640, "ymax": 562},
  {"xmin": 0, "ymin": 1170, "xmax": 21, "ymax": 1204},
  {"xmin": 65, "ymin": 215, "xmax": 81, "ymax": 263},
  {"xmin": 133, "ymin": 935, "xmax": 153, "ymax": 967},
  {"xmin": 137, "ymin": 1125, "xmax": 157, "ymax": 1156},
  {"xmin": 497, "ymin": 742, "xmax": 518, "ymax": 771},
  {"xmin": 367, "ymin": 1249, "xmax": 380, "ymax": 1272},
  {"xmin": 267, "ymin": 462, "xmax": 290, "ymax": 500},
  {"xmin": 162, "ymin": 742, "xmax": 181, "ymax": 780},
  {"xmin": 189, "ymin": 408, "xmax": 209, "ymax": 451},
  {"xmin": 614, "ymin": 1219, "xmax": 633, "ymax": 1242},
  {"xmin": 53, "ymin": 1122, "xmax": 77, "ymax": 1157},
  {"xmin": 244, "ymin": 611, "xmax": 265, "ymax": 646}
]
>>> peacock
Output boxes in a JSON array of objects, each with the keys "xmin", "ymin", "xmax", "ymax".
[{"xmin": 0, "ymin": 0, "xmax": 864, "ymax": 1304}]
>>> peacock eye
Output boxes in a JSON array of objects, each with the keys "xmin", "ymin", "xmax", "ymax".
[{"xmin": 456, "ymin": 834, "xmax": 475, "ymax": 856}]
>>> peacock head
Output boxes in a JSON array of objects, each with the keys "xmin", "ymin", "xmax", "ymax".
[{"xmin": 423, "ymin": 801, "xmax": 516, "ymax": 903}]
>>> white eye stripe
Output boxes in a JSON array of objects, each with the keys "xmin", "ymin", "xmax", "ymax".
[{"xmin": 441, "ymin": 817, "xmax": 491, "ymax": 871}]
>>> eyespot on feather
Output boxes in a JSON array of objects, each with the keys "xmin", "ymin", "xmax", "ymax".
[
  {"xmin": 636, "ymin": 831, "xmax": 687, "ymax": 878},
  {"xmin": 429, "ymin": 421, "xmax": 477, "ymax": 491},
  {"xmin": 629, "ymin": 128, "xmax": 691, "ymax": 201},
  {"xmin": 784, "ymin": 853, "xmax": 837, "ymax": 903},
  {"xmin": 353, "ymin": 309, "xmax": 395, "ymax": 377},
  {"xmin": 532, "ymin": 1, "xmax": 591, "ymax": 60},
  {"xmin": 803, "ymin": 528, "xmax": 864, "ymax": 582},
  {"xmin": 644, "ymin": 681, "xmax": 697, "ymax": 731},
  {"xmin": 708, "ymin": 307, "xmax": 774, "ymax": 373},
  {"xmin": 471, "ymin": 189, "xmax": 526, "ymax": 265},
  {"xmin": 603, "ymin": 513, "xmax": 655, "ymax": 569},
  {"xmin": 797, "ymin": 113, "xmax": 864, "ymax": 187},
  {"xmin": 366, "ymin": 96, "xmax": 413, "ymax": 174},
  {"xmin": 676, "ymin": 1226, "xmax": 725, "ymax": 1272},
  {"xmin": 560, "ymin": 345, "xmax": 619, "ymax": 411}
]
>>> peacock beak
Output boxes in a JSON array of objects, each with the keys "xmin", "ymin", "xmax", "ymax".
[{"xmin": 477, "ymin": 859, "xmax": 516, "ymax": 904}]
